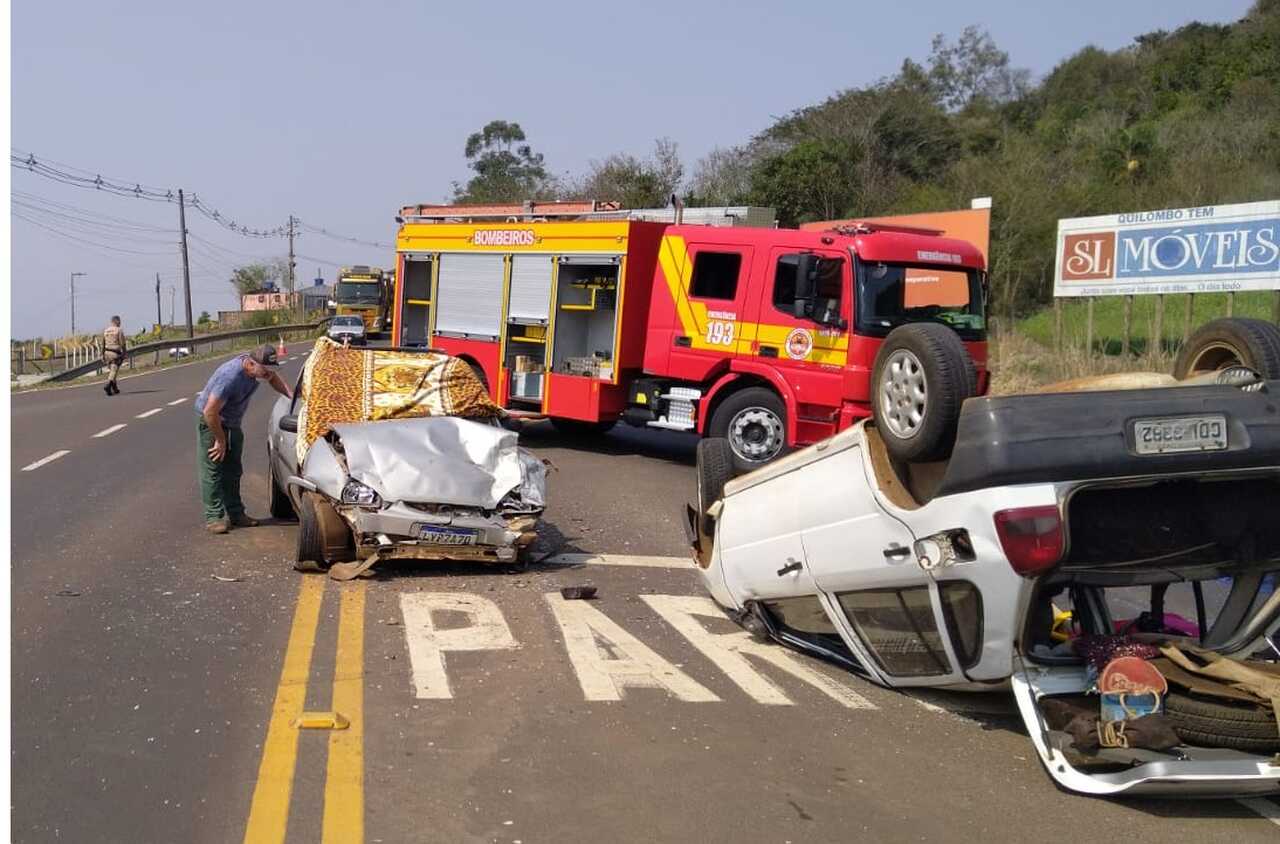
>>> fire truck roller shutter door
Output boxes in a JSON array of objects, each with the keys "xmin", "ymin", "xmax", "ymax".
[
  {"xmin": 508, "ymin": 255, "xmax": 554, "ymax": 323},
  {"xmin": 436, "ymin": 253, "xmax": 505, "ymax": 338}
]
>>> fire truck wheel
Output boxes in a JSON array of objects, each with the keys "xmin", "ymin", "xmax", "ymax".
[
  {"xmin": 551, "ymin": 418, "xmax": 617, "ymax": 437},
  {"xmin": 696, "ymin": 438, "xmax": 735, "ymax": 537},
  {"xmin": 871, "ymin": 324, "xmax": 976, "ymax": 463},
  {"xmin": 709, "ymin": 387, "xmax": 787, "ymax": 473},
  {"xmin": 1174, "ymin": 318, "xmax": 1280, "ymax": 380}
]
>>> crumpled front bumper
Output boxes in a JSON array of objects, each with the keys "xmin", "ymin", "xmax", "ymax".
[{"xmin": 339, "ymin": 501, "xmax": 539, "ymax": 563}]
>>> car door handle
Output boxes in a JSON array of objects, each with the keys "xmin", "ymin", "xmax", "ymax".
[
  {"xmin": 675, "ymin": 335, "xmax": 692, "ymax": 347},
  {"xmin": 883, "ymin": 545, "xmax": 911, "ymax": 559},
  {"xmin": 759, "ymin": 346, "xmax": 778, "ymax": 358},
  {"xmin": 776, "ymin": 559, "xmax": 803, "ymax": 577}
]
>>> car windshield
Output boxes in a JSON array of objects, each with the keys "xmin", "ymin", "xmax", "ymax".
[
  {"xmin": 855, "ymin": 260, "xmax": 986, "ymax": 340},
  {"xmin": 336, "ymin": 281, "xmax": 381, "ymax": 303}
]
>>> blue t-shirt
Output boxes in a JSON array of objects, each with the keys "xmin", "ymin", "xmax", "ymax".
[{"xmin": 196, "ymin": 355, "xmax": 262, "ymax": 428}]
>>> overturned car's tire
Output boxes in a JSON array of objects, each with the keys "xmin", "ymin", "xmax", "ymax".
[
  {"xmin": 696, "ymin": 437, "xmax": 735, "ymax": 537},
  {"xmin": 295, "ymin": 493, "xmax": 327, "ymax": 569},
  {"xmin": 871, "ymin": 324, "xmax": 977, "ymax": 463},
  {"xmin": 1165, "ymin": 692, "xmax": 1280, "ymax": 753},
  {"xmin": 1174, "ymin": 318, "xmax": 1280, "ymax": 380}
]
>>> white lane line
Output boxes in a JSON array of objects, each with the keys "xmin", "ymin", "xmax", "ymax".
[
  {"xmin": 92, "ymin": 424, "xmax": 127, "ymax": 438},
  {"xmin": 1239, "ymin": 798, "xmax": 1280, "ymax": 828},
  {"xmin": 167, "ymin": 397, "xmax": 188, "ymax": 406},
  {"xmin": 21, "ymin": 450, "xmax": 70, "ymax": 472},
  {"xmin": 135, "ymin": 408, "xmax": 163, "ymax": 419},
  {"xmin": 546, "ymin": 553, "xmax": 693, "ymax": 570}
]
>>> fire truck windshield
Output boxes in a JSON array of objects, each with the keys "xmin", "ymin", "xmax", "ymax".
[
  {"xmin": 336, "ymin": 281, "xmax": 381, "ymax": 303},
  {"xmin": 855, "ymin": 261, "xmax": 986, "ymax": 340}
]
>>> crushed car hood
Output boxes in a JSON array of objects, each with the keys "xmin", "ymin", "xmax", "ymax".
[{"xmin": 321, "ymin": 417, "xmax": 532, "ymax": 509}]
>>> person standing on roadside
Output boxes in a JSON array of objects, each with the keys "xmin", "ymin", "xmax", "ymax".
[
  {"xmin": 102, "ymin": 316, "xmax": 127, "ymax": 396},
  {"xmin": 194, "ymin": 344, "xmax": 292, "ymax": 534}
]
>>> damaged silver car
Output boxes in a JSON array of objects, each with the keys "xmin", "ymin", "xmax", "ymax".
[{"xmin": 267, "ymin": 341, "xmax": 546, "ymax": 576}]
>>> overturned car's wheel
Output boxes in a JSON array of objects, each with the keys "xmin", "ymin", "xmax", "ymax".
[
  {"xmin": 1174, "ymin": 318, "xmax": 1280, "ymax": 380},
  {"xmin": 295, "ymin": 493, "xmax": 328, "ymax": 570},
  {"xmin": 268, "ymin": 460, "xmax": 296, "ymax": 520},
  {"xmin": 1165, "ymin": 692, "xmax": 1280, "ymax": 753},
  {"xmin": 696, "ymin": 437, "xmax": 735, "ymax": 537},
  {"xmin": 871, "ymin": 324, "xmax": 976, "ymax": 463}
]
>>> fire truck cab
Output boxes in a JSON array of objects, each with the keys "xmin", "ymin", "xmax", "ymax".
[{"xmin": 391, "ymin": 202, "xmax": 989, "ymax": 471}]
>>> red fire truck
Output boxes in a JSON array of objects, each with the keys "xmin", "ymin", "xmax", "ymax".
[{"xmin": 391, "ymin": 201, "xmax": 989, "ymax": 471}]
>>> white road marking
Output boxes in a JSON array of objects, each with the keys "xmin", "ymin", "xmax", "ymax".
[
  {"xmin": 400, "ymin": 593, "xmax": 518, "ymax": 699},
  {"xmin": 545, "ymin": 593, "xmax": 719, "ymax": 703},
  {"xmin": 643, "ymin": 595, "xmax": 877, "ymax": 709},
  {"xmin": 135, "ymin": 408, "xmax": 163, "ymax": 419},
  {"xmin": 167, "ymin": 397, "xmax": 188, "ymax": 406},
  {"xmin": 21, "ymin": 450, "xmax": 70, "ymax": 472},
  {"xmin": 92, "ymin": 424, "xmax": 127, "ymax": 438},
  {"xmin": 546, "ymin": 553, "xmax": 693, "ymax": 570},
  {"xmin": 1239, "ymin": 798, "xmax": 1280, "ymax": 827}
]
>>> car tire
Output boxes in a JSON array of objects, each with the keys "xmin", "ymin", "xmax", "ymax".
[
  {"xmin": 1165, "ymin": 692, "xmax": 1280, "ymax": 753},
  {"xmin": 268, "ymin": 459, "xmax": 296, "ymax": 520},
  {"xmin": 550, "ymin": 418, "xmax": 616, "ymax": 437},
  {"xmin": 1174, "ymin": 318, "xmax": 1280, "ymax": 380},
  {"xmin": 295, "ymin": 493, "xmax": 328, "ymax": 568},
  {"xmin": 870, "ymin": 324, "xmax": 977, "ymax": 463},
  {"xmin": 708, "ymin": 387, "xmax": 787, "ymax": 474},
  {"xmin": 696, "ymin": 437, "xmax": 735, "ymax": 537}
]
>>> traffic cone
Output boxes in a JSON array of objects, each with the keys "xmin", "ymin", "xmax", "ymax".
[{"xmin": 277, "ymin": 335, "xmax": 287, "ymax": 359}]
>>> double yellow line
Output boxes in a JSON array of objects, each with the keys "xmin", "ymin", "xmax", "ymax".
[{"xmin": 243, "ymin": 577, "xmax": 366, "ymax": 843}]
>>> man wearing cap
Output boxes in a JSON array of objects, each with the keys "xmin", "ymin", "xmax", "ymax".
[{"xmin": 195, "ymin": 344, "xmax": 293, "ymax": 534}]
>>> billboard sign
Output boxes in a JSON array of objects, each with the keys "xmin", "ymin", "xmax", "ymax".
[{"xmin": 1054, "ymin": 200, "xmax": 1280, "ymax": 297}]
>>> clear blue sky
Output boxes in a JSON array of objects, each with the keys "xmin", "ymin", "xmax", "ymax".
[{"xmin": 10, "ymin": 0, "xmax": 1256, "ymax": 340}]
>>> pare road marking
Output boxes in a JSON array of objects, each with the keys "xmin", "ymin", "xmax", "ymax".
[
  {"xmin": 135, "ymin": 408, "xmax": 163, "ymax": 419},
  {"xmin": 21, "ymin": 450, "xmax": 70, "ymax": 471},
  {"xmin": 92, "ymin": 424, "xmax": 127, "ymax": 438},
  {"xmin": 544, "ymin": 593, "xmax": 718, "ymax": 703},
  {"xmin": 400, "ymin": 593, "xmax": 518, "ymax": 699},
  {"xmin": 642, "ymin": 595, "xmax": 876, "ymax": 709}
]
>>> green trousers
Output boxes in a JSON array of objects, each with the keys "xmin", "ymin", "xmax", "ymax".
[{"xmin": 197, "ymin": 419, "xmax": 246, "ymax": 523}]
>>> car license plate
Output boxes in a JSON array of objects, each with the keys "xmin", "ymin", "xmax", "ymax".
[
  {"xmin": 417, "ymin": 526, "xmax": 478, "ymax": 546},
  {"xmin": 1132, "ymin": 414, "xmax": 1227, "ymax": 455}
]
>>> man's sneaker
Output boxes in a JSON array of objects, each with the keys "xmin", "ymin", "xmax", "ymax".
[
  {"xmin": 229, "ymin": 514, "xmax": 260, "ymax": 528},
  {"xmin": 205, "ymin": 520, "xmax": 230, "ymax": 534},
  {"xmin": 103, "ymin": 384, "xmax": 112, "ymax": 396}
]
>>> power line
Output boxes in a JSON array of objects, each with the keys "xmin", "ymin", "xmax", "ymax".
[
  {"xmin": 12, "ymin": 190, "xmax": 177, "ymax": 232},
  {"xmin": 13, "ymin": 200, "xmax": 180, "ymax": 245},
  {"xmin": 13, "ymin": 211, "xmax": 180, "ymax": 257},
  {"xmin": 296, "ymin": 219, "xmax": 392, "ymax": 250}
]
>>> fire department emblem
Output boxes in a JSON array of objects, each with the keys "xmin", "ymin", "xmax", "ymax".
[{"xmin": 785, "ymin": 328, "xmax": 814, "ymax": 360}]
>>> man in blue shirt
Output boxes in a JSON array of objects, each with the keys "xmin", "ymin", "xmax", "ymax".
[{"xmin": 195, "ymin": 345, "xmax": 293, "ymax": 533}]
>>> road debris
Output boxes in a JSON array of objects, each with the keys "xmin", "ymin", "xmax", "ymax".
[{"xmin": 559, "ymin": 586, "xmax": 597, "ymax": 600}]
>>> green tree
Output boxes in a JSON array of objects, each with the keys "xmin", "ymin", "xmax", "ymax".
[
  {"xmin": 230, "ymin": 263, "xmax": 276, "ymax": 297},
  {"xmin": 576, "ymin": 138, "xmax": 685, "ymax": 207},
  {"xmin": 453, "ymin": 120, "xmax": 552, "ymax": 203}
]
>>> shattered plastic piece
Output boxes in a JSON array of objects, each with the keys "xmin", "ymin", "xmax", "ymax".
[
  {"xmin": 211, "ymin": 575, "xmax": 242, "ymax": 582},
  {"xmin": 559, "ymin": 586, "xmax": 598, "ymax": 600},
  {"xmin": 55, "ymin": 589, "xmax": 81, "ymax": 597}
]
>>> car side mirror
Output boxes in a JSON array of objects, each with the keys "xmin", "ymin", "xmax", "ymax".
[
  {"xmin": 279, "ymin": 414, "xmax": 298, "ymax": 433},
  {"xmin": 793, "ymin": 254, "xmax": 817, "ymax": 320}
]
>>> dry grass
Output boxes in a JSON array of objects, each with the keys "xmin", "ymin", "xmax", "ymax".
[{"xmin": 989, "ymin": 326, "xmax": 1177, "ymax": 396}]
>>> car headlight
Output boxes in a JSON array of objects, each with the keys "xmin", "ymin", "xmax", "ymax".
[{"xmin": 341, "ymin": 480, "xmax": 382, "ymax": 507}]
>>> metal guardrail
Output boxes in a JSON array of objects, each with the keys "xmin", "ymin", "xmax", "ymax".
[{"xmin": 42, "ymin": 320, "xmax": 330, "ymax": 383}]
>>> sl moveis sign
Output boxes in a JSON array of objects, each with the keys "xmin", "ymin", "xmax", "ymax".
[{"xmin": 1053, "ymin": 200, "xmax": 1280, "ymax": 297}]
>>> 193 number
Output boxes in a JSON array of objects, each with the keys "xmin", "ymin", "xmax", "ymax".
[{"xmin": 705, "ymin": 320, "xmax": 735, "ymax": 346}]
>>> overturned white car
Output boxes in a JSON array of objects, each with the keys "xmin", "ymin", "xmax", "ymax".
[
  {"xmin": 689, "ymin": 357, "xmax": 1280, "ymax": 797},
  {"xmin": 267, "ymin": 340, "xmax": 546, "ymax": 576}
]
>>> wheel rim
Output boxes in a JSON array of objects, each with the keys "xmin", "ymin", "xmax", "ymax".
[
  {"xmin": 1186, "ymin": 341, "xmax": 1243, "ymax": 376},
  {"xmin": 879, "ymin": 349, "xmax": 928, "ymax": 439},
  {"xmin": 727, "ymin": 407, "xmax": 784, "ymax": 463}
]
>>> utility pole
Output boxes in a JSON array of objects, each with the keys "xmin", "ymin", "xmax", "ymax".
[
  {"xmin": 169, "ymin": 286, "xmax": 176, "ymax": 325},
  {"xmin": 70, "ymin": 271, "xmax": 86, "ymax": 336},
  {"xmin": 287, "ymin": 214, "xmax": 300, "ymax": 320},
  {"xmin": 155, "ymin": 273, "xmax": 162, "ymax": 330},
  {"xmin": 178, "ymin": 189, "xmax": 194, "ymax": 338}
]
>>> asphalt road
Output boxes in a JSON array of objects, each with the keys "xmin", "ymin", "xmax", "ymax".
[{"xmin": 11, "ymin": 351, "xmax": 1280, "ymax": 843}]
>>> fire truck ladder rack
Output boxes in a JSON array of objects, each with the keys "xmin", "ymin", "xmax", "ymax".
[{"xmin": 397, "ymin": 200, "xmax": 625, "ymax": 223}]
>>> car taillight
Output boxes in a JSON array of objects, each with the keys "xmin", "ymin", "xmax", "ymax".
[{"xmin": 993, "ymin": 506, "xmax": 1063, "ymax": 576}]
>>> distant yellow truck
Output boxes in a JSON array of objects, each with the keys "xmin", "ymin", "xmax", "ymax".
[{"xmin": 333, "ymin": 265, "xmax": 389, "ymax": 337}]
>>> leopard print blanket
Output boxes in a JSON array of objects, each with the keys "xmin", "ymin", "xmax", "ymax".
[{"xmin": 296, "ymin": 337, "xmax": 502, "ymax": 465}]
